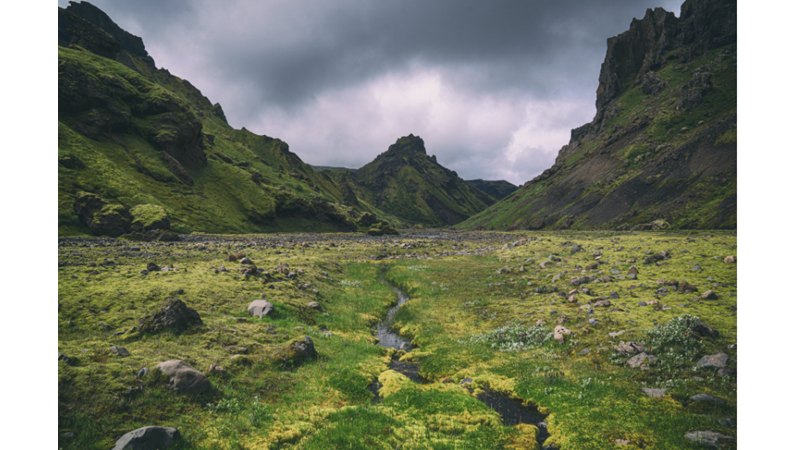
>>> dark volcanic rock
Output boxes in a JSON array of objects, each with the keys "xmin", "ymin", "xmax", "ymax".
[
  {"xmin": 139, "ymin": 298, "xmax": 203, "ymax": 333},
  {"xmin": 111, "ymin": 426, "xmax": 181, "ymax": 450},
  {"xmin": 73, "ymin": 191, "xmax": 132, "ymax": 237},
  {"xmin": 58, "ymin": 7, "xmax": 120, "ymax": 59},
  {"xmin": 156, "ymin": 360, "xmax": 211, "ymax": 394}
]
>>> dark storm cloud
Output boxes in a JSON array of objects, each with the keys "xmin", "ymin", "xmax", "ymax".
[{"xmin": 58, "ymin": 0, "xmax": 684, "ymax": 184}]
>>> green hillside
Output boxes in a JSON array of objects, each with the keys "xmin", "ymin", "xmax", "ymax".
[{"xmin": 459, "ymin": 0, "xmax": 736, "ymax": 231}]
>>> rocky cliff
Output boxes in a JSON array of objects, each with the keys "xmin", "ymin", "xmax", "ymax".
[{"xmin": 459, "ymin": 0, "xmax": 737, "ymax": 231}]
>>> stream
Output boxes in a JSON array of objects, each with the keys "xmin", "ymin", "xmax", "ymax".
[{"xmin": 372, "ymin": 277, "xmax": 549, "ymax": 445}]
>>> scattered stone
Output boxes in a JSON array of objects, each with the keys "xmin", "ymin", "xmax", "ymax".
[
  {"xmin": 110, "ymin": 346, "xmax": 130, "ymax": 357},
  {"xmin": 701, "ymin": 290, "xmax": 718, "ymax": 300},
  {"xmin": 627, "ymin": 352, "xmax": 657, "ymax": 368},
  {"xmin": 578, "ymin": 348, "xmax": 591, "ymax": 355},
  {"xmin": 637, "ymin": 301, "xmax": 647, "ymax": 306},
  {"xmin": 594, "ymin": 300, "xmax": 611, "ymax": 308},
  {"xmin": 567, "ymin": 294, "xmax": 578, "ymax": 303},
  {"xmin": 692, "ymin": 320, "xmax": 719, "ymax": 338},
  {"xmin": 723, "ymin": 256, "xmax": 736, "ymax": 263},
  {"xmin": 207, "ymin": 363, "xmax": 226, "ymax": 374},
  {"xmin": 553, "ymin": 325, "xmax": 572, "ymax": 343},
  {"xmin": 589, "ymin": 318, "xmax": 599, "ymax": 326},
  {"xmin": 460, "ymin": 377, "xmax": 473, "ymax": 385},
  {"xmin": 684, "ymin": 430, "xmax": 734, "ymax": 447},
  {"xmin": 628, "ymin": 266, "xmax": 639, "ymax": 275},
  {"xmin": 137, "ymin": 368, "xmax": 149, "ymax": 378},
  {"xmin": 691, "ymin": 394, "xmax": 724, "ymax": 404},
  {"xmin": 614, "ymin": 439, "xmax": 630, "ymax": 446},
  {"xmin": 58, "ymin": 352, "xmax": 73, "ymax": 365},
  {"xmin": 139, "ymin": 298, "xmax": 203, "ymax": 333},
  {"xmin": 535, "ymin": 319, "xmax": 546, "ymax": 326},
  {"xmin": 690, "ymin": 265, "xmax": 702, "ymax": 271},
  {"xmin": 641, "ymin": 388, "xmax": 667, "ymax": 399},
  {"xmin": 696, "ymin": 352, "xmax": 728, "ymax": 370},
  {"xmin": 718, "ymin": 418, "xmax": 734, "ymax": 428},
  {"xmin": 156, "ymin": 360, "xmax": 211, "ymax": 394},
  {"xmin": 240, "ymin": 257, "xmax": 253, "ymax": 265},
  {"xmin": 247, "ymin": 300, "xmax": 274, "ymax": 319},
  {"xmin": 288, "ymin": 336, "xmax": 318, "ymax": 360},
  {"xmin": 646, "ymin": 300, "xmax": 660, "ymax": 306},
  {"xmin": 442, "ymin": 377, "xmax": 455, "ymax": 383},
  {"xmin": 615, "ymin": 341, "xmax": 646, "ymax": 356},
  {"xmin": 609, "ymin": 291, "xmax": 619, "ymax": 299},
  {"xmin": 609, "ymin": 330, "xmax": 626, "ymax": 338},
  {"xmin": 146, "ymin": 262, "xmax": 160, "ymax": 272},
  {"xmin": 678, "ymin": 281, "xmax": 698, "ymax": 293},
  {"xmin": 111, "ymin": 426, "xmax": 181, "ymax": 450},
  {"xmin": 308, "ymin": 301, "xmax": 321, "ymax": 310}
]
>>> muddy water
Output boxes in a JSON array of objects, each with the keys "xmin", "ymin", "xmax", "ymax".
[{"xmin": 375, "ymin": 281, "xmax": 412, "ymax": 350}]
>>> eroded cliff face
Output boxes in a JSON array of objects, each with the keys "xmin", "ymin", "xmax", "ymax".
[{"xmin": 460, "ymin": 0, "xmax": 737, "ymax": 231}]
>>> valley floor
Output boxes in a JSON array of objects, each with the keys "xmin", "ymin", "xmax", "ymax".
[{"xmin": 58, "ymin": 229, "xmax": 737, "ymax": 449}]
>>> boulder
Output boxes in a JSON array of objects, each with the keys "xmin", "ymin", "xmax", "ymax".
[
  {"xmin": 628, "ymin": 266, "xmax": 639, "ymax": 275},
  {"xmin": 641, "ymin": 388, "xmax": 667, "ymax": 399},
  {"xmin": 247, "ymin": 300, "xmax": 274, "ymax": 319},
  {"xmin": 146, "ymin": 262, "xmax": 160, "ymax": 272},
  {"xmin": 723, "ymin": 255, "xmax": 736, "ymax": 263},
  {"xmin": 73, "ymin": 191, "xmax": 133, "ymax": 237},
  {"xmin": 690, "ymin": 394, "xmax": 724, "ymax": 404},
  {"xmin": 156, "ymin": 360, "xmax": 210, "ymax": 394},
  {"xmin": 697, "ymin": 352, "xmax": 728, "ymax": 370},
  {"xmin": 701, "ymin": 290, "xmax": 717, "ymax": 300},
  {"xmin": 692, "ymin": 320, "xmax": 719, "ymax": 338},
  {"xmin": 684, "ymin": 430, "xmax": 734, "ymax": 447},
  {"xmin": 594, "ymin": 300, "xmax": 612, "ymax": 308},
  {"xmin": 277, "ymin": 336, "xmax": 318, "ymax": 364},
  {"xmin": 308, "ymin": 301, "xmax": 321, "ymax": 310},
  {"xmin": 628, "ymin": 352, "xmax": 657, "ymax": 368},
  {"xmin": 111, "ymin": 426, "xmax": 181, "ymax": 450},
  {"xmin": 110, "ymin": 346, "xmax": 130, "ymax": 357},
  {"xmin": 130, "ymin": 204, "xmax": 170, "ymax": 232},
  {"xmin": 139, "ymin": 298, "xmax": 203, "ymax": 333},
  {"xmin": 615, "ymin": 341, "xmax": 646, "ymax": 356},
  {"xmin": 678, "ymin": 281, "xmax": 698, "ymax": 293},
  {"xmin": 553, "ymin": 325, "xmax": 572, "ymax": 343}
]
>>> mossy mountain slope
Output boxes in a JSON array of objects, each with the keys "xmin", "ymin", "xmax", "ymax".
[
  {"xmin": 465, "ymin": 179, "xmax": 520, "ymax": 201},
  {"xmin": 58, "ymin": 2, "xmax": 396, "ymax": 237},
  {"xmin": 341, "ymin": 135, "xmax": 496, "ymax": 227},
  {"xmin": 459, "ymin": 0, "xmax": 737, "ymax": 231}
]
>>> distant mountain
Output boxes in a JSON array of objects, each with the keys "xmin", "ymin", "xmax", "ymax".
[
  {"xmin": 58, "ymin": 2, "xmax": 397, "ymax": 236},
  {"xmin": 465, "ymin": 179, "xmax": 519, "ymax": 201},
  {"xmin": 309, "ymin": 165, "xmax": 354, "ymax": 173},
  {"xmin": 460, "ymin": 0, "xmax": 736, "ymax": 231},
  {"xmin": 326, "ymin": 135, "xmax": 495, "ymax": 227}
]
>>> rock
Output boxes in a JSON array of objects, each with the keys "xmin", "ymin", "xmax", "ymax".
[
  {"xmin": 690, "ymin": 394, "xmax": 724, "ymax": 403},
  {"xmin": 696, "ymin": 352, "xmax": 728, "ymax": 369},
  {"xmin": 288, "ymin": 336, "xmax": 318, "ymax": 361},
  {"xmin": 207, "ymin": 363, "xmax": 226, "ymax": 375},
  {"xmin": 585, "ymin": 262, "xmax": 598, "ymax": 270},
  {"xmin": 72, "ymin": 192, "xmax": 133, "ymax": 237},
  {"xmin": 553, "ymin": 325, "xmax": 572, "ymax": 343},
  {"xmin": 641, "ymin": 388, "xmax": 667, "ymax": 399},
  {"xmin": 557, "ymin": 315, "xmax": 568, "ymax": 324},
  {"xmin": 137, "ymin": 368, "xmax": 150, "ymax": 378},
  {"xmin": 247, "ymin": 300, "xmax": 274, "ymax": 318},
  {"xmin": 308, "ymin": 301, "xmax": 321, "ymax": 310},
  {"xmin": 692, "ymin": 320, "xmax": 719, "ymax": 338},
  {"xmin": 496, "ymin": 266, "xmax": 511, "ymax": 275},
  {"xmin": 678, "ymin": 281, "xmax": 698, "ymax": 293},
  {"xmin": 58, "ymin": 352, "xmax": 73, "ymax": 365},
  {"xmin": 460, "ymin": 377, "xmax": 473, "ymax": 385},
  {"xmin": 156, "ymin": 360, "xmax": 211, "ymax": 394},
  {"xmin": 111, "ymin": 426, "xmax": 181, "ymax": 450},
  {"xmin": 240, "ymin": 265, "xmax": 258, "ymax": 276},
  {"xmin": 628, "ymin": 266, "xmax": 639, "ymax": 275},
  {"xmin": 724, "ymin": 255, "xmax": 736, "ymax": 263},
  {"xmin": 570, "ymin": 244, "xmax": 584, "ymax": 254},
  {"xmin": 589, "ymin": 318, "xmax": 600, "ymax": 326},
  {"xmin": 615, "ymin": 341, "xmax": 646, "ymax": 356},
  {"xmin": 609, "ymin": 330, "xmax": 626, "ymax": 338},
  {"xmin": 130, "ymin": 204, "xmax": 170, "ymax": 232},
  {"xmin": 567, "ymin": 294, "xmax": 578, "ymax": 303},
  {"xmin": 637, "ymin": 301, "xmax": 647, "ymax": 306},
  {"xmin": 627, "ymin": 352, "xmax": 657, "ymax": 368},
  {"xmin": 594, "ymin": 300, "xmax": 611, "ymax": 307},
  {"xmin": 139, "ymin": 298, "xmax": 203, "ymax": 333},
  {"xmin": 609, "ymin": 291, "xmax": 619, "ymax": 299},
  {"xmin": 110, "ymin": 346, "xmax": 130, "ymax": 357},
  {"xmin": 701, "ymin": 290, "xmax": 717, "ymax": 300},
  {"xmin": 442, "ymin": 377, "xmax": 455, "ymax": 383},
  {"xmin": 578, "ymin": 348, "xmax": 591, "ymax": 355},
  {"xmin": 240, "ymin": 257, "xmax": 254, "ymax": 265},
  {"xmin": 646, "ymin": 300, "xmax": 660, "ymax": 306},
  {"xmin": 684, "ymin": 430, "xmax": 734, "ymax": 447},
  {"xmin": 226, "ymin": 254, "xmax": 237, "ymax": 262},
  {"xmin": 146, "ymin": 262, "xmax": 160, "ymax": 272}
]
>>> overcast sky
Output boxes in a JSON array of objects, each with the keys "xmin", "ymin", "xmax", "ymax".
[{"xmin": 59, "ymin": 0, "xmax": 684, "ymax": 184}]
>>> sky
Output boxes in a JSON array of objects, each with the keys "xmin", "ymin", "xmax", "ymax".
[{"xmin": 58, "ymin": 0, "xmax": 685, "ymax": 185}]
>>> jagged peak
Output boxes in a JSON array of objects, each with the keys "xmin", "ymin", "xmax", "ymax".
[{"xmin": 386, "ymin": 134, "xmax": 427, "ymax": 156}]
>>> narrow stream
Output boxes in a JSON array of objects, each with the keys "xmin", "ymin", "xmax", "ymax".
[
  {"xmin": 375, "ymin": 280, "xmax": 412, "ymax": 350},
  {"xmin": 372, "ymin": 276, "xmax": 549, "ymax": 446}
]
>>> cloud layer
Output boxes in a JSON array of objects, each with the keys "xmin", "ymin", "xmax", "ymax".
[{"xmin": 59, "ymin": 0, "xmax": 684, "ymax": 184}]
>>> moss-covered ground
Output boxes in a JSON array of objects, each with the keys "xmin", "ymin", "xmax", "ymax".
[{"xmin": 59, "ymin": 230, "xmax": 736, "ymax": 449}]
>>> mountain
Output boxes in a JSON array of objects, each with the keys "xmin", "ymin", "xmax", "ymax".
[
  {"xmin": 465, "ymin": 179, "xmax": 520, "ymax": 201},
  {"xmin": 459, "ymin": 0, "xmax": 736, "ymax": 231},
  {"xmin": 59, "ymin": 2, "xmax": 398, "ymax": 237},
  {"xmin": 327, "ymin": 135, "xmax": 496, "ymax": 227}
]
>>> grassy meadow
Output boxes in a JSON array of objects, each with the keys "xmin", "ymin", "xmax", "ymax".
[{"xmin": 58, "ymin": 230, "xmax": 737, "ymax": 449}]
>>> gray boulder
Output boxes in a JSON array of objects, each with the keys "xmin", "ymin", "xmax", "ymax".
[
  {"xmin": 684, "ymin": 430, "xmax": 734, "ymax": 447},
  {"xmin": 641, "ymin": 388, "xmax": 667, "ymax": 399},
  {"xmin": 697, "ymin": 352, "xmax": 728, "ymax": 369},
  {"xmin": 615, "ymin": 341, "xmax": 646, "ymax": 356},
  {"xmin": 139, "ymin": 298, "xmax": 203, "ymax": 333},
  {"xmin": 247, "ymin": 300, "xmax": 274, "ymax": 318},
  {"xmin": 627, "ymin": 352, "xmax": 657, "ymax": 368},
  {"xmin": 110, "ymin": 346, "xmax": 130, "ymax": 357},
  {"xmin": 156, "ymin": 360, "xmax": 211, "ymax": 394},
  {"xmin": 111, "ymin": 426, "xmax": 181, "ymax": 450}
]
